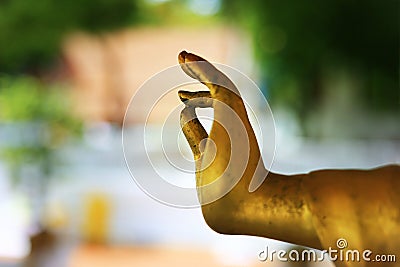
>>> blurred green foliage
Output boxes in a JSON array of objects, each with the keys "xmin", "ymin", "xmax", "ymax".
[
  {"xmin": 136, "ymin": 0, "xmax": 221, "ymax": 26},
  {"xmin": 0, "ymin": 0, "xmax": 138, "ymax": 73},
  {"xmin": 221, "ymin": 0, "xmax": 399, "ymax": 123},
  {"xmin": 0, "ymin": 76, "xmax": 82, "ymax": 183}
]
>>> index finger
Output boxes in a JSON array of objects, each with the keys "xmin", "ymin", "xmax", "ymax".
[{"xmin": 178, "ymin": 51, "xmax": 240, "ymax": 99}]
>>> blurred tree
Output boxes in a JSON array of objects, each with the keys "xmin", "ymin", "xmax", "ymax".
[
  {"xmin": 221, "ymin": 0, "xmax": 399, "ymax": 132},
  {"xmin": 0, "ymin": 75, "xmax": 82, "ymax": 228},
  {"xmin": 0, "ymin": 0, "xmax": 138, "ymax": 73},
  {"xmin": 0, "ymin": 75, "xmax": 82, "ymax": 181}
]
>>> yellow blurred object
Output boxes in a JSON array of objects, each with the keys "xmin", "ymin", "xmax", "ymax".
[
  {"xmin": 43, "ymin": 201, "xmax": 68, "ymax": 231},
  {"xmin": 178, "ymin": 51, "xmax": 400, "ymax": 267},
  {"xmin": 82, "ymin": 193, "xmax": 111, "ymax": 243}
]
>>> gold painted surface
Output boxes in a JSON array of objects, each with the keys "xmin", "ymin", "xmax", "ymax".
[{"xmin": 178, "ymin": 51, "xmax": 400, "ymax": 266}]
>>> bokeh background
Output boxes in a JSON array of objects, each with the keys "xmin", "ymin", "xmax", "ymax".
[{"xmin": 0, "ymin": 0, "xmax": 398, "ymax": 266}]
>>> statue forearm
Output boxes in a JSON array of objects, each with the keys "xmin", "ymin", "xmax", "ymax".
[
  {"xmin": 202, "ymin": 171, "xmax": 323, "ymax": 249},
  {"xmin": 303, "ymin": 166, "xmax": 400, "ymax": 252},
  {"xmin": 177, "ymin": 51, "xmax": 400, "ymax": 262}
]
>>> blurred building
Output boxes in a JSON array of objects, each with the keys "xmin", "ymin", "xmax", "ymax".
[{"xmin": 62, "ymin": 26, "xmax": 253, "ymax": 125}]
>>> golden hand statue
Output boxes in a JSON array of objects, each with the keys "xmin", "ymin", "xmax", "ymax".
[{"xmin": 178, "ymin": 51, "xmax": 399, "ymax": 267}]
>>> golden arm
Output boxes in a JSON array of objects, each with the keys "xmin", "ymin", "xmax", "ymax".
[{"xmin": 177, "ymin": 51, "xmax": 400, "ymax": 265}]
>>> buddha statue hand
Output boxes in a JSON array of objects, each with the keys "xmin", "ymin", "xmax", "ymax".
[{"xmin": 177, "ymin": 51, "xmax": 400, "ymax": 266}]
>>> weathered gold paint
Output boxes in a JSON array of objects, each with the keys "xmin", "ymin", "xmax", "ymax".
[{"xmin": 178, "ymin": 51, "xmax": 400, "ymax": 267}]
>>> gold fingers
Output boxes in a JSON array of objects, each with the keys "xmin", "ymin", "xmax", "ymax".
[
  {"xmin": 178, "ymin": 51, "xmax": 239, "ymax": 99},
  {"xmin": 179, "ymin": 90, "xmax": 211, "ymax": 160},
  {"xmin": 178, "ymin": 90, "xmax": 213, "ymax": 108}
]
